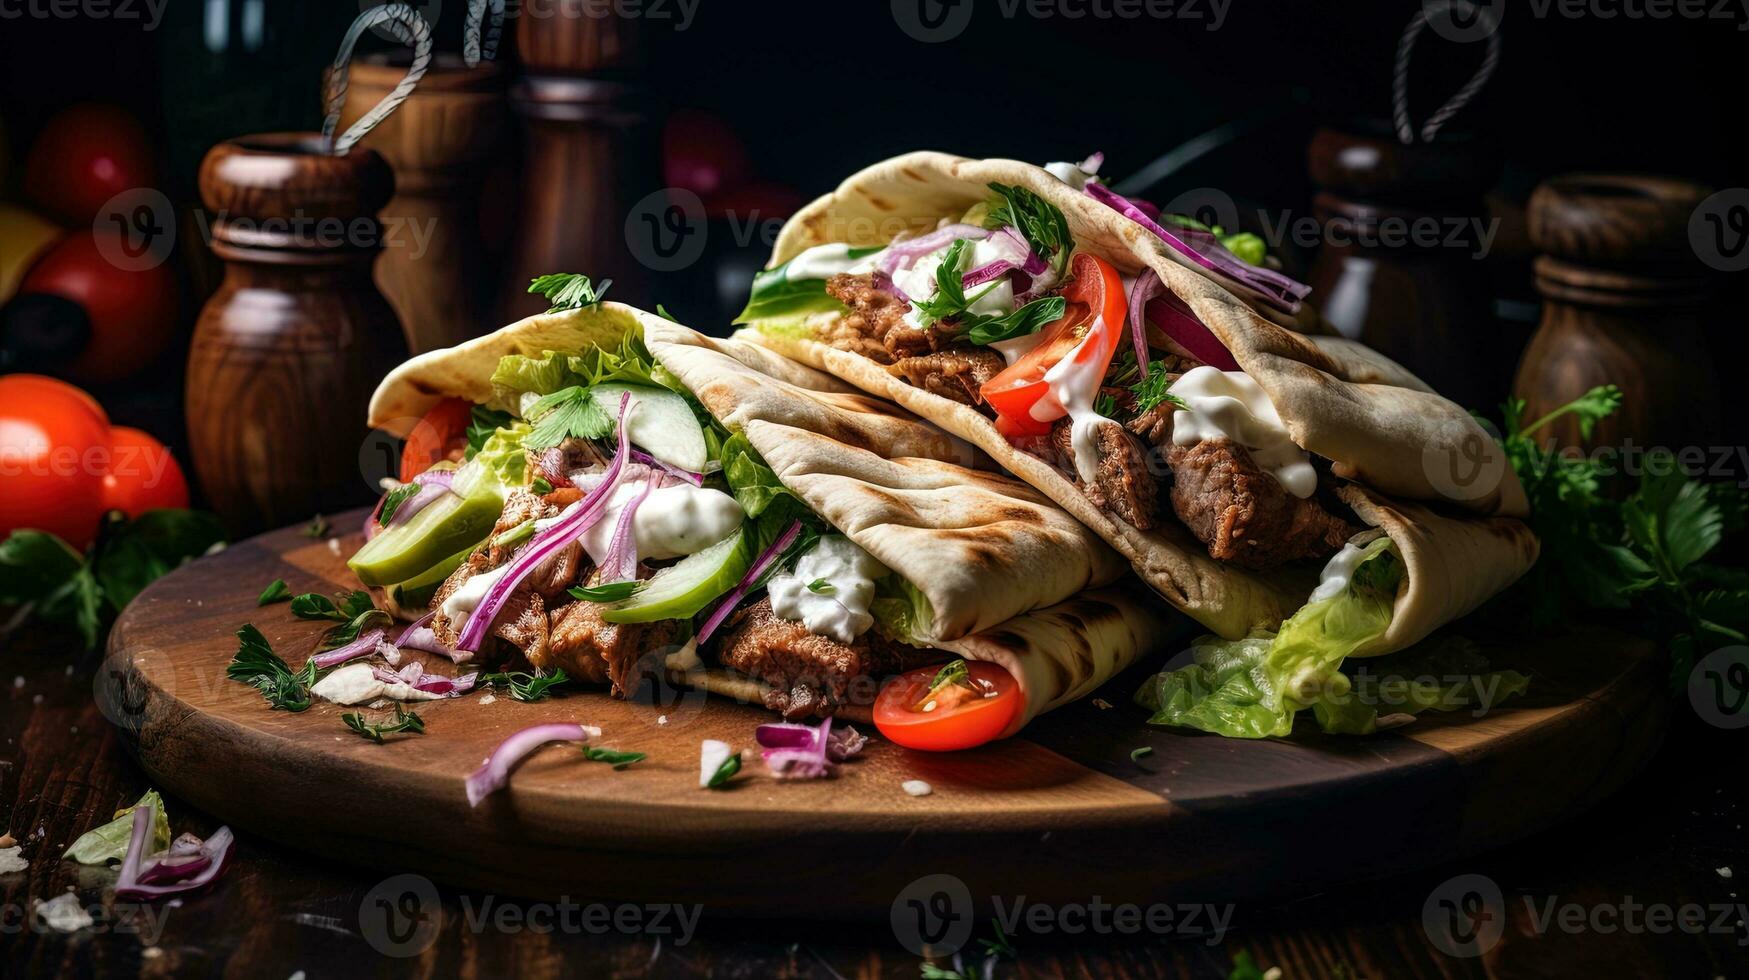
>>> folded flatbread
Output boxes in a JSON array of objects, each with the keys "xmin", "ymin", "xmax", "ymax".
[
  {"xmin": 735, "ymin": 151, "xmax": 1537, "ymax": 655},
  {"xmin": 370, "ymin": 303, "xmax": 1171, "ymax": 733}
]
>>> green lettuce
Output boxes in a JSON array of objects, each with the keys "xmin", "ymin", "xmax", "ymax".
[
  {"xmin": 489, "ymin": 333, "xmax": 685, "ymax": 400},
  {"xmin": 452, "ymin": 421, "xmax": 533, "ymax": 498},
  {"xmin": 1311, "ymin": 635, "xmax": 1530, "ymax": 734},
  {"xmin": 1135, "ymin": 538, "xmax": 1401, "ymax": 738},
  {"xmin": 719, "ymin": 431, "xmax": 806, "ymax": 522},
  {"xmin": 870, "ymin": 576, "xmax": 936, "ymax": 645},
  {"xmin": 66, "ymin": 790, "xmax": 170, "ymax": 865}
]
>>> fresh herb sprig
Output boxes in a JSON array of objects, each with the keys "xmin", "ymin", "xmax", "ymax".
[
  {"xmin": 987, "ymin": 181, "xmax": 1073, "ymax": 275},
  {"xmin": 343, "ymin": 704, "xmax": 426, "ymax": 743},
  {"xmin": 805, "ymin": 578, "xmax": 836, "ymax": 596},
  {"xmin": 570, "ymin": 581, "xmax": 641, "ymax": 603},
  {"xmin": 1131, "ymin": 361, "xmax": 1189, "ymax": 415},
  {"xmin": 479, "ymin": 668, "xmax": 571, "ymax": 702},
  {"xmin": 257, "ymin": 579, "xmax": 291, "ymax": 606},
  {"xmin": 290, "ymin": 590, "xmax": 390, "ymax": 649},
  {"xmin": 227, "ymin": 625, "xmax": 317, "ymax": 712},
  {"xmin": 523, "ymin": 386, "xmax": 613, "ymax": 450},
  {"xmin": 583, "ymin": 746, "xmax": 647, "ymax": 770},
  {"xmin": 377, "ymin": 483, "xmax": 423, "ymax": 524},
  {"xmin": 705, "ymin": 752, "xmax": 741, "ymax": 788},
  {"xmin": 529, "ymin": 273, "xmax": 611, "ymax": 312}
]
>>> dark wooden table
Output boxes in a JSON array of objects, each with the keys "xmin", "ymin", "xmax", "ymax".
[{"xmin": 3, "ymin": 625, "xmax": 1745, "ymax": 979}]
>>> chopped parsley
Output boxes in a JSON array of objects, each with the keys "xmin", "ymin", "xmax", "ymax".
[
  {"xmin": 523, "ymin": 386, "xmax": 613, "ymax": 450},
  {"xmin": 226, "ymin": 625, "xmax": 317, "ymax": 712},
  {"xmin": 986, "ymin": 181, "xmax": 1073, "ymax": 275},
  {"xmin": 928, "ymin": 659, "xmax": 970, "ymax": 693},
  {"xmin": 528, "ymin": 273, "xmax": 610, "ymax": 312},
  {"xmin": 257, "ymin": 579, "xmax": 291, "ymax": 606},
  {"xmin": 705, "ymin": 752, "xmax": 741, "ymax": 788},
  {"xmin": 290, "ymin": 590, "xmax": 390, "ymax": 650},
  {"xmin": 479, "ymin": 668, "xmax": 571, "ymax": 702},
  {"xmin": 1131, "ymin": 360, "xmax": 1188, "ymax": 415},
  {"xmin": 301, "ymin": 515, "xmax": 331, "ymax": 539},
  {"xmin": 343, "ymin": 704, "xmax": 426, "ymax": 743},
  {"xmin": 583, "ymin": 746, "xmax": 647, "ymax": 770},
  {"xmin": 377, "ymin": 483, "xmax": 422, "ymax": 524},
  {"xmin": 805, "ymin": 578, "xmax": 836, "ymax": 596}
]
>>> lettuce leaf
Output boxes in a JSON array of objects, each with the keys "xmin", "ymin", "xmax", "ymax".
[
  {"xmin": 452, "ymin": 421, "xmax": 533, "ymax": 498},
  {"xmin": 489, "ymin": 333, "xmax": 686, "ymax": 401},
  {"xmin": 1135, "ymin": 537, "xmax": 1401, "ymax": 738},
  {"xmin": 870, "ymin": 576, "xmax": 937, "ymax": 645},
  {"xmin": 66, "ymin": 790, "xmax": 170, "ymax": 865},
  {"xmin": 719, "ymin": 431, "xmax": 806, "ymax": 521}
]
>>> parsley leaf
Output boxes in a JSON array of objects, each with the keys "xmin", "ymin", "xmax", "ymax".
[
  {"xmin": 928, "ymin": 659, "xmax": 969, "ymax": 693},
  {"xmin": 528, "ymin": 273, "xmax": 610, "ymax": 312},
  {"xmin": 258, "ymin": 579, "xmax": 291, "ymax": 606},
  {"xmin": 290, "ymin": 590, "xmax": 389, "ymax": 650},
  {"xmin": 961, "ymin": 295, "xmax": 1067, "ymax": 346},
  {"xmin": 583, "ymin": 746, "xmax": 647, "ymax": 770},
  {"xmin": 1132, "ymin": 360, "xmax": 1189, "ymax": 415},
  {"xmin": 343, "ymin": 704, "xmax": 426, "ymax": 743},
  {"xmin": 377, "ymin": 483, "xmax": 422, "ymax": 525},
  {"xmin": 302, "ymin": 515, "xmax": 330, "ymax": 539},
  {"xmin": 987, "ymin": 182, "xmax": 1073, "ymax": 274},
  {"xmin": 523, "ymin": 386, "xmax": 613, "ymax": 450},
  {"xmin": 806, "ymin": 578, "xmax": 836, "ymax": 596},
  {"xmin": 569, "ymin": 581, "xmax": 641, "ymax": 603},
  {"xmin": 227, "ymin": 625, "xmax": 316, "ymax": 712},
  {"xmin": 479, "ymin": 668, "xmax": 571, "ymax": 702}
]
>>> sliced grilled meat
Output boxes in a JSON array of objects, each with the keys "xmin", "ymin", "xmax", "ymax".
[
  {"xmin": 823, "ymin": 273, "xmax": 910, "ymax": 364},
  {"xmin": 1049, "ymin": 418, "xmax": 1159, "ymax": 530},
  {"xmin": 715, "ymin": 597, "xmax": 937, "ymax": 720},
  {"xmin": 1166, "ymin": 438, "xmax": 1355, "ymax": 569},
  {"xmin": 888, "ymin": 346, "xmax": 1005, "ymax": 406},
  {"xmin": 539, "ymin": 588, "xmax": 678, "ymax": 696}
]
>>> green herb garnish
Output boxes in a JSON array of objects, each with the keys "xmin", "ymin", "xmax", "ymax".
[
  {"xmin": 290, "ymin": 590, "xmax": 389, "ymax": 649},
  {"xmin": 1131, "ymin": 360, "xmax": 1188, "ymax": 415},
  {"xmin": 706, "ymin": 752, "xmax": 741, "ymax": 788},
  {"xmin": 529, "ymin": 273, "xmax": 611, "ymax": 312},
  {"xmin": 1130, "ymin": 746, "xmax": 1154, "ymax": 762},
  {"xmin": 523, "ymin": 386, "xmax": 613, "ymax": 450},
  {"xmin": 987, "ymin": 181, "xmax": 1073, "ymax": 274},
  {"xmin": 227, "ymin": 625, "xmax": 316, "ymax": 712},
  {"xmin": 805, "ymin": 578, "xmax": 836, "ymax": 596},
  {"xmin": 377, "ymin": 483, "xmax": 422, "ymax": 524},
  {"xmin": 928, "ymin": 659, "xmax": 970, "ymax": 694},
  {"xmin": 257, "ymin": 579, "xmax": 291, "ymax": 606},
  {"xmin": 960, "ymin": 295, "xmax": 1067, "ymax": 345},
  {"xmin": 343, "ymin": 704, "xmax": 426, "ymax": 743},
  {"xmin": 569, "ymin": 581, "xmax": 642, "ymax": 603},
  {"xmin": 583, "ymin": 746, "xmax": 647, "ymax": 770},
  {"xmin": 530, "ymin": 476, "xmax": 555, "ymax": 495},
  {"xmin": 479, "ymin": 668, "xmax": 571, "ymax": 702},
  {"xmin": 465, "ymin": 406, "xmax": 514, "ymax": 461},
  {"xmin": 911, "ymin": 239, "xmax": 997, "ymax": 326},
  {"xmin": 301, "ymin": 515, "xmax": 330, "ymax": 539}
]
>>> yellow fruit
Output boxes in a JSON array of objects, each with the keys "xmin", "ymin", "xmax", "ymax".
[{"xmin": 0, "ymin": 202, "xmax": 65, "ymax": 302}]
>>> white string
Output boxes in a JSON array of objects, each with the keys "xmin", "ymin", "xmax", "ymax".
[
  {"xmin": 1393, "ymin": 0, "xmax": 1502, "ymax": 144},
  {"xmin": 321, "ymin": 4, "xmax": 434, "ymax": 155},
  {"xmin": 463, "ymin": 0, "xmax": 506, "ymax": 67}
]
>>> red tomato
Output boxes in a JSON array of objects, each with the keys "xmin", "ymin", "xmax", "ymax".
[
  {"xmin": 0, "ymin": 375, "xmax": 112, "ymax": 550},
  {"xmin": 981, "ymin": 253, "xmax": 1127, "ymax": 436},
  {"xmin": 22, "ymin": 104, "xmax": 157, "ymax": 226},
  {"xmin": 662, "ymin": 109, "xmax": 753, "ymax": 200},
  {"xmin": 874, "ymin": 661, "xmax": 1023, "ymax": 752},
  {"xmin": 101, "ymin": 426, "xmax": 190, "ymax": 518},
  {"xmin": 400, "ymin": 398, "xmax": 474, "ymax": 482},
  {"xmin": 18, "ymin": 230, "xmax": 177, "ymax": 384}
]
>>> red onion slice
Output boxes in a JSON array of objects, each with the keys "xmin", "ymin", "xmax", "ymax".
[
  {"xmin": 115, "ymin": 807, "xmax": 235, "ymax": 899},
  {"xmin": 696, "ymin": 520, "xmax": 802, "ymax": 646},
  {"xmin": 877, "ymin": 224, "xmax": 991, "ymax": 274},
  {"xmin": 756, "ymin": 716, "xmax": 865, "ymax": 780},
  {"xmin": 1146, "ymin": 293, "xmax": 1242, "ymax": 372},
  {"xmin": 1083, "ymin": 182, "xmax": 1308, "ymax": 314},
  {"xmin": 310, "ymin": 628, "xmax": 386, "ymax": 671},
  {"xmin": 601, "ymin": 478, "xmax": 656, "ymax": 583},
  {"xmin": 465, "ymin": 722, "xmax": 602, "ymax": 807},
  {"xmin": 630, "ymin": 449, "xmax": 701, "ymax": 487},
  {"xmin": 456, "ymin": 395, "xmax": 634, "ymax": 652},
  {"xmin": 1126, "ymin": 270, "xmax": 1160, "ymax": 376}
]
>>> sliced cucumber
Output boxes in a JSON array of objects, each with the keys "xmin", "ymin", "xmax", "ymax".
[
  {"xmin": 388, "ymin": 542, "xmax": 475, "ymax": 610},
  {"xmin": 601, "ymin": 529, "xmax": 750, "ymax": 624},
  {"xmin": 348, "ymin": 491, "xmax": 502, "ymax": 587},
  {"xmin": 592, "ymin": 382, "xmax": 708, "ymax": 473}
]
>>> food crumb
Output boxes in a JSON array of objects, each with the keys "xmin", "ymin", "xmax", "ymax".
[
  {"xmin": 1091, "ymin": 698, "xmax": 1112, "ymax": 710},
  {"xmin": 0, "ymin": 845, "xmax": 27, "ymax": 874},
  {"xmin": 902, "ymin": 780, "xmax": 932, "ymax": 797},
  {"xmin": 34, "ymin": 892, "xmax": 93, "ymax": 932},
  {"xmin": 657, "ymin": 715, "xmax": 669, "ymax": 726},
  {"xmin": 0, "ymin": 831, "xmax": 15, "ymax": 847},
  {"xmin": 478, "ymin": 694, "xmax": 496, "ymax": 706},
  {"xmin": 1718, "ymin": 867, "xmax": 1734, "ymax": 879},
  {"xmin": 141, "ymin": 947, "xmax": 162, "ymax": 960},
  {"xmin": 11, "ymin": 677, "xmax": 22, "ymax": 689},
  {"xmin": 327, "ymin": 538, "xmax": 342, "ymax": 556}
]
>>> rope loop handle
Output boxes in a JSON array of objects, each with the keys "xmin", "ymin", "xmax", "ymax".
[
  {"xmin": 463, "ymin": 0, "xmax": 507, "ymax": 67},
  {"xmin": 322, "ymin": 4, "xmax": 434, "ymax": 156},
  {"xmin": 1393, "ymin": 1, "xmax": 1502, "ymax": 144}
]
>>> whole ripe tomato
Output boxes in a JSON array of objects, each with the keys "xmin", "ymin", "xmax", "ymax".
[
  {"xmin": 22, "ymin": 104, "xmax": 157, "ymax": 227},
  {"xmin": 0, "ymin": 375, "xmax": 112, "ymax": 550},
  {"xmin": 101, "ymin": 426, "xmax": 190, "ymax": 518},
  {"xmin": 17, "ymin": 229, "xmax": 178, "ymax": 384},
  {"xmin": 662, "ymin": 109, "xmax": 752, "ymax": 200}
]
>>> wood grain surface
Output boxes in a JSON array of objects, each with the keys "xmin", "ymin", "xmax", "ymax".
[{"xmin": 1, "ymin": 513, "xmax": 1743, "ymax": 977}]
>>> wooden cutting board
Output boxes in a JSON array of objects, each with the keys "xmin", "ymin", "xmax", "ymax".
[{"xmin": 98, "ymin": 510, "xmax": 1666, "ymax": 919}]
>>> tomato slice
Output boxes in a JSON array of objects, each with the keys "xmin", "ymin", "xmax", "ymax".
[
  {"xmin": 874, "ymin": 661, "xmax": 1023, "ymax": 751},
  {"xmin": 980, "ymin": 253, "xmax": 1127, "ymax": 436},
  {"xmin": 400, "ymin": 398, "xmax": 473, "ymax": 482}
]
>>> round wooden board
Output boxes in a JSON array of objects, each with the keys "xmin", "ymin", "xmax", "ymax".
[{"xmin": 100, "ymin": 511, "xmax": 1666, "ymax": 919}]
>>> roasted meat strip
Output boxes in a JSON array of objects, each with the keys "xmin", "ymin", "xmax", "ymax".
[
  {"xmin": 715, "ymin": 597, "xmax": 937, "ymax": 720},
  {"xmin": 1165, "ymin": 438, "xmax": 1355, "ymax": 569}
]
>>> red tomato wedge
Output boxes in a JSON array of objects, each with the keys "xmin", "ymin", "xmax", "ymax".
[
  {"xmin": 874, "ymin": 661, "xmax": 1023, "ymax": 752},
  {"xmin": 980, "ymin": 253, "xmax": 1127, "ymax": 438},
  {"xmin": 400, "ymin": 398, "xmax": 473, "ymax": 482}
]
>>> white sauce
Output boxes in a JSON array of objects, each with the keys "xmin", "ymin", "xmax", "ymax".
[
  {"xmin": 782, "ymin": 242, "xmax": 883, "ymax": 280},
  {"xmin": 579, "ymin": 481, "xmax": 744, "ymax": 564},
  {"xmin": 1168, "ymin": 366, "xmax": 1317, "ymax": 499},
  {"xmin": 1044, "ymin": 160, "xmax": 1097, "ymax": 190},
  {"xmin": 766, "ymin": 535, "xmax": 887, "ymax": 644},
  {"xmin": 891, "ymin": 247, "xmax": 948, "ymax": 302},
  {"xmin": 1308, "ymin": 535, "xmax": 1387, "ymax": 604},
  {"xmin": 439, "ymin": 562, "xmax": 510, "ymax": 625},
  {"xmin": 1030, "ymin": 319, "xmax": 1115, "ymax": 483},
  {"xmin": 990, "ymin": 329, "xmax": 1047, "ymax": 367}
]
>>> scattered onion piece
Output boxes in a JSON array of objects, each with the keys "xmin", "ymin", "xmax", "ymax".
[
  {"xmin": 466, "ymin": 722, "xmax": 601, "ymax": 807},
  {"xmin": 114, "ymin": 806, "xmax": 235, "ymax": 900},
  {"xmin": 310, "ymin": 629, "xmax": 386, "ymax": 671}
]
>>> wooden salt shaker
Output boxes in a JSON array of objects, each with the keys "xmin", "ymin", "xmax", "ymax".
[
  {"xmin": 1513, "ymin": 174, "xmax": 1720, "ymax": 453},
  {"xmin": 186, "ymin": 133, "xmax": 409, "ymax": 534},
  {"xmin": 338, "ymin": 54, "xmax": 507, "ymax": 353}
]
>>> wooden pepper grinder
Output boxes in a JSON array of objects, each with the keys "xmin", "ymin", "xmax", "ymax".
[
  {"xmin": 337, "ymin": 54, "xmax": 507, "ymax": 353},
  {"xmin": 1305, "ymin": 124, "xmax": 1507, "ymax": 411},
  {"xmin": 185, "ymin": 134, "xmax": 410, "ymax": 535},
  {"xmin": 1513, "ymin": 174, "xmax": 1721, "ymax": 452},
  {"xmin": 498, "ymin": 5, "xmax": 658, "ymax": 321}
]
